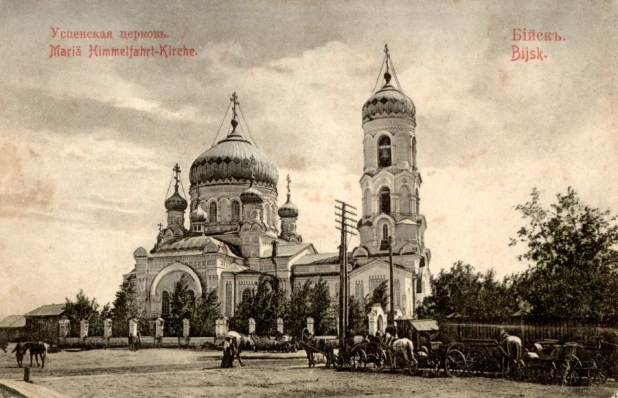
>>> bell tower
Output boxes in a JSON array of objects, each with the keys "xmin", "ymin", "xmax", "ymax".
[{"xmin": 356, "ymin": 45, "xmax": 428, "ymax": 263}]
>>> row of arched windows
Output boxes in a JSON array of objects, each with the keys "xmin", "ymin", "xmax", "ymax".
[
  {"xmin": 363, "ymin": 186, "xmax": 419, "ymax": 216},
  {"xmin": 194, "ymin": 199, "xmax": 276, "ymax": 226}
]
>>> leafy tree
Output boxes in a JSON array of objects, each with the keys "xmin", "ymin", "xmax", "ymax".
[
  {"xmin": 510, "ymin": 187, "xmax": 618, "ymax": 322},
  {"xmin": 309, "ymin": 278, "xmax": 332, "ymax": 335},
  {"xmin": 347, "ymin": 295, "xmax": 366, "ymax": 336},
  {"xmin": 165, "ymin": 276, "xmax": 195, "ymax": 339},
  {"xmin": 191, "ymin": 289, "xmax": 221, "ymax": 336},
  {"xmin": 365, "ymin": 280, "xmax": 389, "ymax": 315},
  {"xmin": 231, "ymin": 276, "xmax": 288, "ymax": 336},
  {"xmin": 285, "ymin": 280, "xmax": 312, "ymax": 336},
  {"xmin": 64, "ymin": 290, "xmax": 103, "ymax": 336},
  {"xmin": 110, "ymin": 280, "xmax": 140, "ymax": 337},
  {"xmin": 419, "ymin": 261, "xmax": 515, "ymax": 321}
]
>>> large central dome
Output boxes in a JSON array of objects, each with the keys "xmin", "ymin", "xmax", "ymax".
[{"xmin": 189, "ymin": 131, "xmax": 279, "ymax": 189}]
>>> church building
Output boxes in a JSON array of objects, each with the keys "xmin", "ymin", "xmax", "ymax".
[{"xmin": 124, "ymin": 47, "xmax": 431, "ymax": 323}]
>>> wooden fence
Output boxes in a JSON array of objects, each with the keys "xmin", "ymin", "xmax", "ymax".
[{"xmin": 440, "ymin": 320, "xmax": 618, "ymax": 347}]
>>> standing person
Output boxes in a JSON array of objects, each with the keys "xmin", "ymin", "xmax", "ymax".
[{"xmin": 221, "ymin": 337, "xmax": 232, "ymax": 368}]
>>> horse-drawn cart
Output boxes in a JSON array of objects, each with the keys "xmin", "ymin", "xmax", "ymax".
[{"xmin": 396, "ymin": 319, "xmax": 467, "ymax": 377}]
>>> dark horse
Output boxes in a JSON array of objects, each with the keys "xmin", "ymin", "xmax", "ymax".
[
  {"xmin": 24, "ymin": 342, "xmax": 48, "ymax": 368},
  {"xmin": 301, "ymin": 329, "xmax": 334, "ymax": 368}
]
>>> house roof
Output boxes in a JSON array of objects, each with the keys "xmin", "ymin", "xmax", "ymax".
[
  {"xmin": 0, "ymin": 315, "xmax": 26, "ymax": 328},
  {"xmin": 25, "ymin": 304, "xmax": 65, "ymax": 317},
  {"xmin": 398, "ymin": 319, "xmax": 439, "ymax": 332}
]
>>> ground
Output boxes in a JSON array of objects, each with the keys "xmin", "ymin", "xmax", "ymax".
[{"xmin": 0, "ymin": 344, "xmax": 616, "ymax": 398}]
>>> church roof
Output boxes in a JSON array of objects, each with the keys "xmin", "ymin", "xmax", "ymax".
[
  {"xmin": 0, "ymin": 315, "xmax": 26, "ymax": 328},
  {"xmin": 294, "ymin": 252, "xmax": 345, "ymax": 265},
  {"xmin": 154, "ymin": 236, "xmax": 240, "ymax": 257},
  {"xmin": 262, "ymin": 243, "xmax": 313, "ymax": 258},
  {"xmin": 25, "ymin": 304, "xmax": 65, "ymax": 317}
]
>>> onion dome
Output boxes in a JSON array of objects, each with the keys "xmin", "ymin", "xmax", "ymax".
[
  {"xmin": 240, "ymin": 187, "xmax": 263, "ymax": 204},
  {"xmin": 362, "ymin": 74, "xmax": 415, "ymax": 123},
  {"xmin": 189, "ymin": 92, "xmax": 278, "ymax": 189},
  {"xmin": 165, "ymin": 164, "xmax": 188, "ymax": 211},
  {"xmin": 362, "ymin": 45, "xmax": 415, "ymax": 124},
  {"xmin": 190, "ymin": 203, "xmax": 206, "ymax": 221},
  {"xmin": 278, "ymin": 174, "xmax": 298, "ymax": 218},
  {"xmin": 165, "ymin": 191, "xmax": 188, "ymax": 211}
]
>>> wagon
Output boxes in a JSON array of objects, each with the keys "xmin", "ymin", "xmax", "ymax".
[
  {"xmin": 396, "ymin": 319, "xmax": 468, "ymax": 377},
  {"xmin": 457, "ymin": 338, "xmax": 526, "ymax": 380}
]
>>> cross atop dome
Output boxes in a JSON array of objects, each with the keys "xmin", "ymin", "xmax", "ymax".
[
  {"xmin": 173, "ymin": 163, "xmax": 182, "ymax": 192},
  {"xmin": 383, "ymin": 44, "xmax": 392, "ymax": 84},
  {"xmin": 230, "ymin": 91, "xmax": 240, "ymax": 134},
  {"xmin": 286, "ymin": 174, "xmax": 291, "ymax": 200}
]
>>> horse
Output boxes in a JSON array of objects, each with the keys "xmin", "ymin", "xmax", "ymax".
[
  {"xmin": 390, "ymin": 338, "xmax": 415, "ymax": 368},
  {"xmin": 24, "ymin": 342, "xmax": 48, "ymax": 368},
  {"xmin": 11, "ymin": 342, "xmax": 28, "ymax": 367},
  {"xmin": 301, "ymin": 329, "xmax": 334, "ymax": 368},
  {"xmin": 500, "ymin": 330, "xmax": 524, "ymax": 379}
]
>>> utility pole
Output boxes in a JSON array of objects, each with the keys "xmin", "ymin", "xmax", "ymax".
[
  {"xmin": 335, "ymin": 200, "xmax": 357, "ymax": 350},
  {"xmin": 380, "ymin": 236, "xmax": 395, "ymax": 326}
]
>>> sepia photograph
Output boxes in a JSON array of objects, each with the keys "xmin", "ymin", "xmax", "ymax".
[{"xmin": 0, "ymin": 1, "xmax": 617, "ymax": 397}]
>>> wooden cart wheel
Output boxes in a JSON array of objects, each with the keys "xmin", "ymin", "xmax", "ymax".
[
  {"xmin": 374, "ymin": 348, "xmax": 387, "ymax": 371},
  {"xmin": 465, "ymin": 350, "xmax": 486, "ymax": 377},
  {"xmin": 407, "ymin": 357, "xmax": 419, "ymax": 376},
  {"xmin": 565, "ymin": 356, "xmax": 582, "ymax": 386},
  {"xmin": 445, "ymin": 349, "xmax": 467, "ymax": 377}
]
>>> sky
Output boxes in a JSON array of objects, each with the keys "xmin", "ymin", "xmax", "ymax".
[{"xmin": 0, "ymin": 0, "xmax": 616, "ymax": 316}]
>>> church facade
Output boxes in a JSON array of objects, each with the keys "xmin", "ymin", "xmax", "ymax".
[{"xmin": 124, "ymin": 48, "xmax": 432, "ymax": 323}]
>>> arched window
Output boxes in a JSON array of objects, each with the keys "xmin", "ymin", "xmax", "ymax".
[
  {"xmin": 242, "ymin": 288, "xmax": 252, "ymax": 302},
  {"xmin": 378, "ymin": 136, "xmax": 392, "ymax": 167},
  {"xmin": 401, "ymin": 186, "xmax": 412, "ymax": 215},
  {"xmin": 379, "ymin": 187, "xmax": 391, "ymax": 215},
  {"xmin": 162, "ymin": 291, "xmax": 170, "ymax": 317},
  {"xmin": 363, "ymin": 188, "xmax": 372, "ymax": 216},
  {"xmin": 231, "ymin": 200, "xmax": 240, "ymax": 222},
  {"xmin": 382, "ymin": 224, "xmax": 389, "ymax": 241},
  {"xmin": 209, "ymin": 202, "xmax": 217, "ymax": 222},
  {"xmin": 415, "ymin": 189, "xmax": 420, "ymax": 214}
]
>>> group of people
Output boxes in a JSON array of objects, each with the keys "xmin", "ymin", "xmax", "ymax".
[{"xmin": 221, "ymin": 336, "xmax": 244, "ymax": 368}]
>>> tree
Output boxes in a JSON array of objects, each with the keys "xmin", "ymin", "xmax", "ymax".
[
  {"xmin": 510, "ymin": 187, "xmax": 618, "ymax": 322},
  {"xmin": 64, "ymin": 290, "xmax": 103, "ymax": 336},
  {"xmin": 365, "ymin": 280, "xmax": 389, "ymax": 315},
  {"xmin": 230, "ymin": 276, "xmax": 288, "ymax": 336},
  {"xmin": 347, "ymin": 295, "xmax": 366, "ymax": 336},
  {"xmin": 419, "ymin": 261, "xmax": 515, "ymax": 321},
  {"xmin": 192, "ymin": 289, "xmax": 221, "ymax": 336},
  {"xmin": 285, "ymin": 280, "xmax": 312, "ymax": 336},
  {"xmin": 110, "ymin": 280, "xmax": 140, "ymax": 337},
  {"xmin": 309, "ymin": 278, "xmax": 332, "ymax": 335},
  {"xmin": 165, "ymin": 276, "xmax": 195, "ymax": 339}
]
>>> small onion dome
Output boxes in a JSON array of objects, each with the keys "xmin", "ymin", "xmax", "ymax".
[
  {"xmin": 190, "ymin": 204, "xmax": 206, "ymax": 221},
  {"xmin": 362, "ymin": 77, "xmax": 415, "ymax": 124},
  {"xmin": 278, "ymin": 199, "xmax": 299, "ymax": 218},
  {"xmin": 189, "ymin": 133, "xmax": 279, "ymax": 189},
  {"xmin": 165, "ymin": 191, "xmax": 188, "ymax": 212},
  {"xmin": 240, "ymin": 187, "xmax": 263, "ymax": 204}
]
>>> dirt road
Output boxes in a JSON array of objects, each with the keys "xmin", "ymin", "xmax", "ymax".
[{"xmin": 1, "ymin": 345, "xmax": 616, "ymax": 398}]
